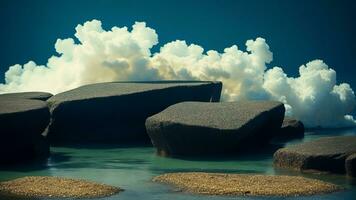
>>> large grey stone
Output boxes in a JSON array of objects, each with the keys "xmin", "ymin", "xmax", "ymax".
[
  {"xmin": 0, "ymin": 98, "xmax": 50, "ymax": 163},
  {"xmin": 0, "ymin": 92, "xmax": 53, "ymax": 101},
  {"xmin": 273, "ymin": 136, "xmax": 356, "ymax": 175},
  {"xmin": 145, "ymin": 101, "xmax": 285, "ymax": 156},
  {"xmin": 47, "ymin": 81, "xmax": 222, "ymax": 144}
]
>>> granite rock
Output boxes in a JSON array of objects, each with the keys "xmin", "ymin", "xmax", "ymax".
[
  {"xmin": 274, "ymin": 136, "xmax": 356, "ymax": 175},
  {"xmin": 0, "ymin": 98, "xmax": 50, "ymax": 163},
  {"xmin": 146, "ymin": 101, "xmax": 285, "ymax": 156},
  {"xmin": 47, "ymin": 81, "xmax": 222, "ymax": 144},
  {"xmin": 0, "ymin": 92, "xmax": 53, "ymax": 101}
]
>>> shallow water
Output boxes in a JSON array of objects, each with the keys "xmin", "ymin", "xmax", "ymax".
[{"xmin": 1, "ymin": 128, "xmax": 356, "ymax": 200}]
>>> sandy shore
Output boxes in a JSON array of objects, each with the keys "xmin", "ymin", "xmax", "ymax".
[
  {"xmin": 153, "ymin": 172, "xmax": 341, "ymax": 196},
  {"xmin": 0, "ymin": 176, "xmax": 122, "ymax": 199}
]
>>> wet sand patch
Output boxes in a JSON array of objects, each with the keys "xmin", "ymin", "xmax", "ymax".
[
  {"xmin": 0, "ymin": 176, "xmax": 122, "ymax": 199},
  {"xmin": 153, "ymin": 172, "xmax": 341, "ymax": 196}
]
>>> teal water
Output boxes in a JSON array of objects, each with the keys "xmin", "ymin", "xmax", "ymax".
[{"xmin": 1, "ymin": 129, "xmax": 356, "ymax": 200}]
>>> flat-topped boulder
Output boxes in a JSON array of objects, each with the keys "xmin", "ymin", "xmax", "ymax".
[
  {"xmin": 0, "ymin": 92, "xmax": 53, "ymax": 101},
  {"xmin": 145, "ymin": 101, "xmax": 285, "ymax": 156},
  {"xmin": 47, "ymin": 81, "xmax": 222, "ymax": 144},
  {"xmin": 0, "ymin": 98, "xmax": 50, "ymax": 163},
  {"xmin": 274, "ymin": 136, "xmax": 356, "ymax": 176},
  {"xmin": 274, "ymin": 117, "xmax": 304, "ymax": 140}
]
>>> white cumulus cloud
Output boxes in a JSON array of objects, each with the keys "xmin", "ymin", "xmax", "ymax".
[
  {"xmin": 0, "ymin": 19, "xmax": 355, "ymax": 128},
  {"xmin": 263, "ymin": 60, "xmax": 356, "ymax": 128}
]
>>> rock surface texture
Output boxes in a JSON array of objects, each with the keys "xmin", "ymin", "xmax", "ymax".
[
  {"xmin": 0, "ymin": 98, "xmax": 50, "ymax": 163},
  {"xmin": 274, "ymin": 136, "xmax": 356, "ymax": 176},
  {"xmin": 146, "ymin": 101, "xmax": 285, "ymax": 156},
  {"xmin": 47, "ymin": 81, "xmax": 222, "ymax": 144},
  {"xmin": 0, "ymin": 92, "xmax": 53, "ymax": 101}
]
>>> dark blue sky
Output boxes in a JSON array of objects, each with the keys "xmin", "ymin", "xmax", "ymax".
[{"xmin": 0, "ymin": 0, "xmax": 355, "ymax": 89}]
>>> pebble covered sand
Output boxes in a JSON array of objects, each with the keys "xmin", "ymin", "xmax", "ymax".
[
  {"xmin": 153, "ymin": 172, "xmax": 341, "ymax": 196},
  {"xmin": 0, "ymin": 176, "xmax": 122, "ymax": 198}
]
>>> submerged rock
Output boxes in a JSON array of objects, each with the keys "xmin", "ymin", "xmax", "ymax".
[
  {"xmin": 146, "ymin": 101, "xmax": 285, "ymax": 156},
  {"xmin": 274, "ymin": 117, "xmax": 304, "ymax": 140},
  {"xmin": 0, "ymin": 98, "xmax": 50, "ymax": 163},
  {"xmin": 47, "ymin": 81, "xmax": 222, "ymax": 144},
  {"xmin": 153, "ymin": 172, "xmax": 341, "ymax": 196},
  {"xmin": 346, "ymin": 154, "xmax": 356, "ymax": 177},
  {"xmin": 0, "ymin": 92, "xmax": 53, "ymax": 101},
  {"xmin": 273, "ymin": 136, "xmax": 356, "ymax": 175}
]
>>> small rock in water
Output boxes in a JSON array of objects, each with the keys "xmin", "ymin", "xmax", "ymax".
[{"xmin": 274, "ymin": 136, "xmax": 356, "ymax": 175}]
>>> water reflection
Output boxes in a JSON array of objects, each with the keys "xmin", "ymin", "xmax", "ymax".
[{"xmin": 0, "ymin": 128, "xmax": 355, "ymax": 200}]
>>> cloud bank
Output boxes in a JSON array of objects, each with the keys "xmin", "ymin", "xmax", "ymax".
[{"xmin": 0, "ymin": 20, "xmax": 355, "ymax": 128}]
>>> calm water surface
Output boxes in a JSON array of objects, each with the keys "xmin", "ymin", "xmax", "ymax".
[{"xmin": 0, "ymin": 128, "xmax": 356, "ymax": 200}]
